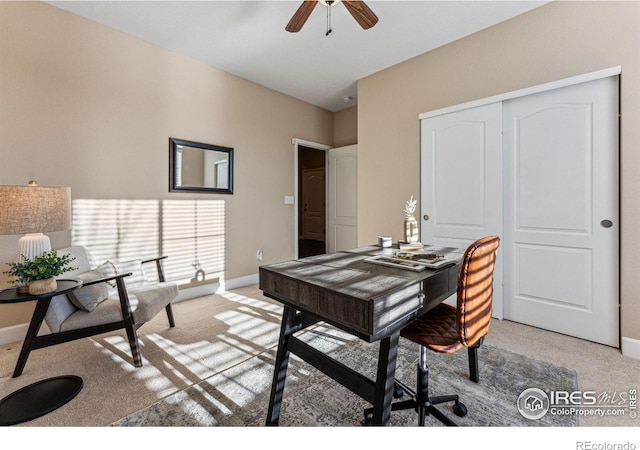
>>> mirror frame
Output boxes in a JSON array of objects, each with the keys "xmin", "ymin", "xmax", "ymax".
[{"xmin": 169, "ymin": 137, "xmax": 234, "ymax": 194}]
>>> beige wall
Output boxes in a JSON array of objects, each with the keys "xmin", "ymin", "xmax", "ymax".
[
  {"xmin": 333, "ymin": 106, "xmax": 358, "ymax": 147},
  {"xmin": 0, "ymin": 2, "xmax": 333, "ymax": 327},
  {"xmin": 358, "ymin": 1, "xmax": 640, "ymax": 341}
]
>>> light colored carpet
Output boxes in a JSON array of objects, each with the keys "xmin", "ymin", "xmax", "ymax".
[
  {"xmin": 0, "ymin": 286, "xmax": 283, "ymax": 426},
  {"xmin": 112, "ymin": 330, "xmax": 577, "ymax": 427},
  {"xmin": 1, "ymin": 285, "xmax": 638, "ymax": 429}
]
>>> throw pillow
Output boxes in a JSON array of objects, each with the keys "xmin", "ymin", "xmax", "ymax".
[{"xmin": 67, "ymin": 262, "xmax": 117, "ymax": 312}]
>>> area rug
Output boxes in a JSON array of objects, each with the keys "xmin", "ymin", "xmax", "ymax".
[{"xmin": 112, "ymin": 325, "xmax": 578, "ymax": 427}]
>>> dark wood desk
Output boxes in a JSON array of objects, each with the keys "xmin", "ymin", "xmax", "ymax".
[{"xmin": 259, "ymin": 245, "xmax": 462, "ymax": 426}]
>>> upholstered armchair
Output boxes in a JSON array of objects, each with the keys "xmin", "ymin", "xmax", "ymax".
[{"xmin": 12, "ymin": 245, "xmax": 178, "ymax": 377}]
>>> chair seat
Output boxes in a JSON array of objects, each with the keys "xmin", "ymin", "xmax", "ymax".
[
  {"xmin": 59, "ymin": 282, "xmax": 178, "ymax": 332},
  {"xmin": 400, "ymin": 303, "xmax": 464, "ymax": 354}
]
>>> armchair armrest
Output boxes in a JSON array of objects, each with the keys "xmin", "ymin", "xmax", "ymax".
[
  {"xmin": 141, "ymin": 256, "xmax": 169, "ymax": 282},
  {"xmin": 141, "ymin": 256, "xmax": 168, "ymax": 264},
  {"xmin": 79, "ymin": 272, "xmax": 132, "ymax": 288}
]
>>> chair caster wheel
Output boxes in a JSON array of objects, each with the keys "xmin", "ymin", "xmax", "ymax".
[
  {"xmin": 453, "ymin": 402, "xmax": 467, "ymax": 417},
  {"xmin": 363, "ymin": 408, "xmax": 373, "ymax": 425},
  {"xmin": 394, "ymin": 384, "xmax": 404, "ymax": 399}
]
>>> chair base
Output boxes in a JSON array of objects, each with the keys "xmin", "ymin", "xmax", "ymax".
[
  {"xmin": 363, "ymin": 378, "xmax": 467, "ymax": 426},
  {"xmin": 364, "ymin": 345, "xmax": 469, "ymax": 426},
  {"xmin": 386, "ymin": 393, "xmax": 467, "ymax": 426}
]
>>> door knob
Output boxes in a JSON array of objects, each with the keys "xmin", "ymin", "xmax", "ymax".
[
  {"xmin": 600, "ymin": 219, "xmax": 613, "ymax": 228},
  {"xmin": 423, "ymin": 214, "xmax": 430, "ymax": 221}
]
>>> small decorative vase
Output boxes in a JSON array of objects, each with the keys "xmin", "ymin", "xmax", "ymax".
[
  {"xmin": 404, "ymin": 215, "xmax": 419, "ymax": 243},
  {"xmin": 28, "ymin": 277, "xmax": 57, "ymax": 295}
]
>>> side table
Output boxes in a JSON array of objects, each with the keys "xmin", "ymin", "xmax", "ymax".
[{"xmin": 0, "ymin": 279, "xmax": 83, "ymax": 426}]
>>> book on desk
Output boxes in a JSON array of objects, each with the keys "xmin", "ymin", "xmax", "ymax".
[{"xmin": 398, "ymin": 241, "xmax": 426, "ymax": 252}]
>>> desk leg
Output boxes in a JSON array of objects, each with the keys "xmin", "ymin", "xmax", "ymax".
[
  {"xmin": 371, "ymin": 330, "xmax": 400, "ymax": 426},
  {"xmin": 13, "ymin": 298, "xmax": 51, "ymax": 378},
  {"xmin": 266, "ymin": 305, "xmax": 299, "ymax": 426}
]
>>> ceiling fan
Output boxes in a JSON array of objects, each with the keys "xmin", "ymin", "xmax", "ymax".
[{"xmin": 285, "ymin": 0, "xmax": 379, "ymax": 34}]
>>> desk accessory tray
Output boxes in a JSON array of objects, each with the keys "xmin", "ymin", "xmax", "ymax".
[{"xmin": 365, "ymin": 249, "xmax": 461, "ymax": 271}]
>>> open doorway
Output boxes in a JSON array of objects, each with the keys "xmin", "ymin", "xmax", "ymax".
[{"xmin": 298, "ymin": 145, "xmax": 326, "ymax": 257}]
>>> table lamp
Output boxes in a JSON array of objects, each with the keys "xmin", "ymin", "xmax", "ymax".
[{"xmin": 0, "ymin": 181, "xmax": 72, "ymax": 262}]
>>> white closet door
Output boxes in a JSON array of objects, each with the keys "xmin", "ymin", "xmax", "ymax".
[
  {"xmin": 328, "ymin": 145, "xmax": 357, "ymax": 252},
  {"xmin": 420, "ymin": 102, "xmax": 503, "ymax": 316},
  {"xmin": 503, "ymin": 76, "xmax": 619, "ymax": 346}
]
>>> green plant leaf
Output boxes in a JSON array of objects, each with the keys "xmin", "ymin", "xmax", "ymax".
[{"xmin": 2, "ymin": 250, "xmax": 76, "ymax": 283}]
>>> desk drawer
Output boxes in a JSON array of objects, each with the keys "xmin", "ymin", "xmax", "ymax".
[
  {"xmin": 259, "ymin": 259, "xmax": 460, "ymax": 341},
  {"xmin": 259, "ymin": 266, "xmax": 370, "ymax": 334}
]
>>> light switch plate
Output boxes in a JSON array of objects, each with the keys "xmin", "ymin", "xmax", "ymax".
[{"xmin": 284, "ymin": 196, "xmax": 294, "ymax": 205}]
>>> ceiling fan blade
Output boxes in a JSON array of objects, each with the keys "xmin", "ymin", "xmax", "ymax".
[
  {"xmin": 286, "ymin": 1, "xmax": 319, "ymax": 32},
  {"xmin": 342, "ymin": 0, "xmax": 379, "ymax": 30}
]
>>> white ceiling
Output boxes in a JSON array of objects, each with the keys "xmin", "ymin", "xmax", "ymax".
[{"xmin": 46, "ymin": 0, "xmax": 547, "ymax": 112}]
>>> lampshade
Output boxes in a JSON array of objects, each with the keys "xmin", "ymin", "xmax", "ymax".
[
  {"xmin": 0, "ymin": 183, "xmax": 71, "ymax": 261},
  {"xmin": 0, "ymin": 184, "xmax": 71, "ymax": 234}
]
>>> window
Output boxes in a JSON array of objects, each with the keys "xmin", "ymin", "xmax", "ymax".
[{"xmin": 72, "ymin": 199, "xmax": 224, "ymax": 286}]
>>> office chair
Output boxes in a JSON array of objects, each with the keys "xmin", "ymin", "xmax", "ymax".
[{"xmin": 366, "ymin": 235, "xmax": 500, "ymax": 426}]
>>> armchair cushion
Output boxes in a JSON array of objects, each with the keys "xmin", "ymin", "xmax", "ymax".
[
  {"xmin": 66, "ymin": 262, "xmax": 117, "ymax": 312},
  {"xmin": 59, "ymin": 282, "xmax": 178, "ymax": 332},
  {"xmin": 129, "ymin": 282, "xmax": 178, "ymax": 323}
]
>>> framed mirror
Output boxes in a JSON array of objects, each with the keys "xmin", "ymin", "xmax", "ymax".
[{"xmin": 170, "ymin": 138, "xmax": 234, "ymax": 194}]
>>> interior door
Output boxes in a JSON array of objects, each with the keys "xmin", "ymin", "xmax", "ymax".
[
  {"xmin": 420, "ymin": 103, "xmax": 503, "ymax": 316},
  {"xmin": 328, "ymin": 144, "xmax": 357, "ymax": 252},
  {"xmin": 503, "ymin": 77, "xmax": 619, "ymax": 347},
  {"xmin": 215, "ymin": 160, "xmax": 228, "ymax": 189},
  {"xmin": 302, "ymin": 168, "xmax": 325, "ymax": 241}
]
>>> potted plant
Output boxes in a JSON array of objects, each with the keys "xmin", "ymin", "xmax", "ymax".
[
  {"xmin": 3, "ymin": 250, "xmax": 76, "ymax": 295},
  {"xmin": 403, "ymin": 195, "xmax": 419, "ymax": 243}
]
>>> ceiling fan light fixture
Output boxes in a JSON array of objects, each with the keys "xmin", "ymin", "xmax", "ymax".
[{"xmin": 285, "ymin": 0, "xmax": 378, "ymax": 34}]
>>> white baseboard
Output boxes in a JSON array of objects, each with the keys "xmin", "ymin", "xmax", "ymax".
[
  {"xmin": 174, "ymin": 281, "xmax": 220, "ymax": 303},
  {"xmin": 0, "ymin": 275, "xmax": 260, "ymax": 346},
  {"xmin": 0, "ymin": 323, "xmax": 30, "ymax": 346},
  {"xmin": 222, "ymin": 273, "xmax": 259, "ymax": 291},
  {"xmin": 175, "ymin": 272, "xmax": 259, "ymax": 298},
  {"xmin": 621, "ymin": 336, "xmax": 640, "ymax": 360}
]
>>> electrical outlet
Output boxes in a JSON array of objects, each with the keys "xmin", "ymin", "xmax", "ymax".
[{"xmin": 257, "ymin": 249, "xmax": 263, "ymax": 261}]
